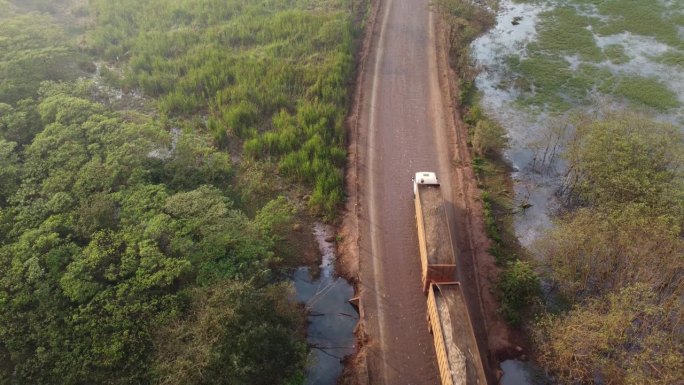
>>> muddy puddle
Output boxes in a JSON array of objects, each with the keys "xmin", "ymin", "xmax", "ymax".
[{"xmin": 293, "ymin": 223, "xmax": 357, "ymax": 385}]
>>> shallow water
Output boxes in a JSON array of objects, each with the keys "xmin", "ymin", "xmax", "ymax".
[
  {"xmin": 471, "ymin": 1, "xmax": 684, "ymax": 382},
  {"xmin": 501, "ymin": 359, "xmax": 551, "ymax": 385},
  {"xmin": 293, "ymin": 223, "xmax": 357, "ymax": 385},
  {"xmin": 471, "ymin": 0, "xmax": 560, "ymax": 247},
  {"xmin": 471, "ymin": 0, "xmax": 684, "ymax": 246}
]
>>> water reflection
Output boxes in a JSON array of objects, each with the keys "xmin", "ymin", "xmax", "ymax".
[
  {"xmin": 293, "ymin": 223, "xmax": 357, "ymax": 385},
  {"xmin": 501, "ymin": 360, "xmax": 551, "ymax": 385}
]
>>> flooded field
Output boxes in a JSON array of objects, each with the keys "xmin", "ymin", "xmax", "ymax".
[
  {"xmin": 471, "ymin": 0, "xmax": 684, "ymax": 246},
  {"xmin": 471, "ymin": 0, "xmax": 683, "ymax": 382},
  {"xmin": 293, "ymin": 224, "xmax": 357, "ymax": 385}
]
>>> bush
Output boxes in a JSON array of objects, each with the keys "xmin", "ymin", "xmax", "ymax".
[
  {"xmin": 498, "ymin": 260, "xmax": 540, "ymax": 325},
  {"xmin": 535, "ymin": 113, "xmax": 684, "ymax": 381},
  {"xmin": 563, "ymin": 111, "xmax": 684, "ymax": 221},
  {"xmin": 222, "ymin": 101, "xmax": 258, "ymax": 138},
  {"xmin": 534, "ymin": 285, "xmax": 683, "ymax": 385},
  {"xmin": 472, "ymin": 119, "xmax": 508, "ymax": 156}
]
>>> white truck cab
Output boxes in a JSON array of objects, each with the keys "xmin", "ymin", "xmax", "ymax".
[{"xmin": 412, "ymin": 171, "xmax": 439, "ymax": 196}]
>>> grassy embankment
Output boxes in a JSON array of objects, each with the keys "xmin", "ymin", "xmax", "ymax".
[
  {"xmin": 0, "ymin": 0, "xmax": 367, "ymax": 383},
  {"xmin": 432, "ymin": 0, "xmax": 540, "ymax": 327}
]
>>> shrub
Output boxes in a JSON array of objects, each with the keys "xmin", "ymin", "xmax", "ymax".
[
  {"xmin": 498, "ymin": 260, "xmax": 540, "ymax": 325},
  {"xmin": 472, "ymin": 119, "xmax": 508, "ymax": 156}
]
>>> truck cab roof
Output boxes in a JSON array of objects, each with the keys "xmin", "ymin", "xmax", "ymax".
[{"xmin": 414, "ymin": 171, "xmax": 439, "ymax": 185}]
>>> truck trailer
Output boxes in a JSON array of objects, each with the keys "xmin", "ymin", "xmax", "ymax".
[
  {"xmin": 427, "ymin": 282, "xmax": 487, "ymax": 385},
  {"xmin": 413, "ymin": 172, "xmax": 457, "ymax": 292}
]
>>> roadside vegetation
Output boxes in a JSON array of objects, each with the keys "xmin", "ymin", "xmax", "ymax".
[
  {"xmin": 437, "ymin": 13, "xmax": 684, "ymax": 385},
  {"xmin": 432, "ymin": 0, "xmax": 495, "ymax": 103},
  {"xmin": 433, "ymin": 0, "xmax": 541, "ymax": 327},
  {"xmin": 533, "ymin": 112, "xmax": 684, "ymax": 384},
  {"xmin": 501, "ymin": 1, "xmax": 684, "ymax": 381},
  {"xmin": 0, "ymin": 0, "xmax": 364, "ymax": 383},
  {"xmin": 469, "ymin": 0, "xmax": 684, "ymax": 382},
  {"xmin": 467, "ymin": 105, "xmax": 541, "ymax": 327},
  {"xmin": 89, "ymin": 0, "xmax": 355, "ymax": 218}
]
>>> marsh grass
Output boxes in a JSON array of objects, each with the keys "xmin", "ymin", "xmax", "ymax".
[
  {"xmin": 652, "ymin": 50, "xmax": 684, "ymax": 68},
  {"xmin": 534, "ymin": 7, "xmax": 602, "ymax": 61},
  {"xmin": 593, "ymin": 0, "xmax": 683, "ymax": 48},
  {"xmin": 609, "ymin": 76, "xmax": 680, "ymax": 111},
  {"xmin": 508, "ymin": 0, "xmax": 682, "ymax": 113},
  {"xmin": 602, "ymin": 44, "xmax": 629, "ymax": 65},
  {"xmin": 509, "ymin": 56, "xmax": 617, "ymax": 111}
]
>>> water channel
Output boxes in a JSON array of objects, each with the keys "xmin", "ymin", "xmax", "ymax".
[{"xmin": 293, "ymin": 223, "xmax": 357, "ymax": 385}]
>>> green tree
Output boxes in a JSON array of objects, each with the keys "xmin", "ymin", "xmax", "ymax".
[
  {"xmin": 563, "ymin": 112, "xmax": 684, "ymax": 222},
  {"xmin": 162, "ymin": 130, "xmax": 233, "ymax": 191},
  {"xmin": 0, "ymin": 100, "xmax": 42, "ymax": 145},
  {"xmin": 0, "ymin": 140, "xmax": 20, "ymax": 206},
  {"xmin": 152, "ymin": 282, "xmax": 306, "ymax": 385},
  {"xmin": 497, "ymin": 260, "xmax": 540, "ymax": 325}
]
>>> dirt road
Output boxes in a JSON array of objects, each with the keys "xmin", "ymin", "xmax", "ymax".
[
  {"xmin": 354, "ymin": 0, "xmax": 468, "ymax": 383},
  {"xmin": 343, "ymin": 0, "xmax": 516, "ymax": 383}
]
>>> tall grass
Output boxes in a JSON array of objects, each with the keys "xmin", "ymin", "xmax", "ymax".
[{"xmin": 89, "ymin": 0, "xmax": 358, "ymax": 218}]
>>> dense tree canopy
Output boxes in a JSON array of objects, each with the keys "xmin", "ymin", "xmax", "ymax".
[
  {"xmin": 0, "ymin": 0, "xmax": 361, "ymax": 382},
  {"xmin": 0, "ymin": 83, "xmax": 304, "ymax": 384}
]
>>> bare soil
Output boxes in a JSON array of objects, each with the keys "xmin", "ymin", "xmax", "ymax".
[
  {"xmin": 419, "ymin": 186, "xmax": 457, "ymax": 266},
  {"xmin": 335, "ymin": 0, "xmax": 380, "ymax": 286}
]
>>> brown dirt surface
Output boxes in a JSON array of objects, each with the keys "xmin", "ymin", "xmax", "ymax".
[
  {"xmin": 419, "ymin": 186, "xmax": 457, "ymax": 265},
  {"xmin": 336, "ymin": 0, "xmax": 381, "ymax": 286},
  {"xmin": 338, "ymin": 1, "xmax": 524, "ymax": 385},
  {"xmin": 336, "ymin": 0, "xmax": 381, "ymax": 383}
]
